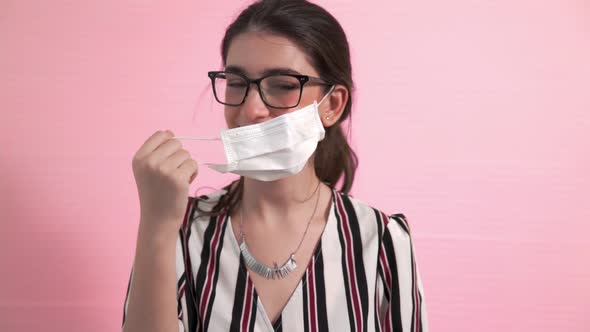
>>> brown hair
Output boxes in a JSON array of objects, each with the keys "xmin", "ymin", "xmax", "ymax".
[{"xmin": 196, "ymin": 0, "xmax": 357, "ymax": 216}]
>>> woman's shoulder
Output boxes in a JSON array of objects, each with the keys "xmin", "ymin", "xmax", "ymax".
[
  {"xmin": 192, "ymin": 187, "xmax": 228, "ymax": 208},
  {"xmin": 185, "ymin": 187, "xmax": 230, "ymax": 225},
  {"xmin": 332, "ymin": 189, "xmax": 411, "ymax": 238}
]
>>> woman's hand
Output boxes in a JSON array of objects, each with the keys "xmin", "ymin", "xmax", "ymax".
[{"xmin": 132, "ymin": 130, "xmax": 198, "ymax": 233}]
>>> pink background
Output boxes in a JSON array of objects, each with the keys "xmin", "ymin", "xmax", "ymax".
[{"xmin": 1, "ymin": 0, "xmax": 589, "ymax": 331}]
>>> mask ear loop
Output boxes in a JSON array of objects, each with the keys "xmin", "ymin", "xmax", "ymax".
[
  {"xmin": 318, "ymin": 85, "xmax": 336, "ymax": 106},
  {"xmin": 169, "ymin": 136, "xmax": 224, "ymax": 166},
  {"xmin": 172, "ymin": 137, "xmax": 220, "ymax": 141},
  {"xmin": 318, "ymin": 85, "xmax": 336, "ymax": 124}
]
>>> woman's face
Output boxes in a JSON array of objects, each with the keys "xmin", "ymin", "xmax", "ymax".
[{"xmin": 223, "ymin": 31, "xmax": 326, "ymax": 129}]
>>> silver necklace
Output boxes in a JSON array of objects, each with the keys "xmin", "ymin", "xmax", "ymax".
[{"xmin": 239, "ymin": 181, "xmax": 321, "ymax": 280}]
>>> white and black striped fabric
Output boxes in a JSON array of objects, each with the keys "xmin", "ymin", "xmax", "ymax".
[{"xmin": 122, "ymin": 188, "xmax": 428, "ymax": 332}]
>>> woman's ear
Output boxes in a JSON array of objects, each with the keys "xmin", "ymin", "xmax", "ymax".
[{"xmin": 320, "ymin": 84, "xmax": 348, "ymax": 127}]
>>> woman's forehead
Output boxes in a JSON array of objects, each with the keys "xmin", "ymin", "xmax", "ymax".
[{"xmin": 225, "ymin": 31, "xmax": 317, "ymax": 77}]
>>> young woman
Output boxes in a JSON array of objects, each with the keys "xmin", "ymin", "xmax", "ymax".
[{"xmin": 122, "ymin": 1, "xmax": 428, "ymax": 331}]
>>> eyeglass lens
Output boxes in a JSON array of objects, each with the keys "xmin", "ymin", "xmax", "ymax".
[{"xmin": 213, "ymin": 73, "xmax": 302, "ymax": 108}]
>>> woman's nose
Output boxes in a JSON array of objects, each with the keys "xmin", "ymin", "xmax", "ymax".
[{"xmin": 241, "ymin": 84, "xmax": 270, "ymax": 122}]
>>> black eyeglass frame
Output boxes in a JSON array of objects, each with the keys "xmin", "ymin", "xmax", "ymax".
[{"xmin": 208, "ymin": 70, "xmax": 334, "ymax": 109}]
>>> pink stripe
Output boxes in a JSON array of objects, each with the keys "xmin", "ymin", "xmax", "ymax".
[
  {"xmin": 182, "ymin": 197, "xmax": 194, "ymax": 230},
  {"xmin": 385, "ymin": 311, "xmax": 392, "ymax": 332},
  {"xmin": 380, "ymin": 211, "xmax": 390, "ymax": 229},
  {"xmin": 178, "ymin": 278, "xmax": 186, "ymax": 320},
  {"xmin": 379, "ymin": 212, "xmax": 393, "ymax": 290},
  {"xmin": 178, "ymin": 282, "xmax": 186, "ymax": 299},
  {"xmin": 181, "ymin": 199, "xmax": 194, "ymax": 271},
  {"xmin": 378, "ymin": 211, "xmax": 393, "ymax": 331},
  {"xmin": 242, "ymin": 278, "xmax": 254, "ymax": 332},
  {"xmin": 199, "ymin": 213, "xmax": 225, "ymax": 319},
  {"xmin": 181, "ymin": 198, "xmax": 196, "ymax": 300},
  {"xmin": 379, "ymin": 250, "xmax": 392, "ymax": 292},
  {"xmin": 375, "ymin": 285, "xmax": 383, "ymax": 332},
  {"xmin": 183, "ymin": 218, "xmax": 193, "ymax": 296},
  {"xmin": 336, "ymin": 195, "xmax": 363, "ymax": 331}
]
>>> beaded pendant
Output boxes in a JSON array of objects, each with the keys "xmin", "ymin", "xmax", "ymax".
[{"xmin": 240, "ymin": 240, "xmax": 297, "ymax": 279}]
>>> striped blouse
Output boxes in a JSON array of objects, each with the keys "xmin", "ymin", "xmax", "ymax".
[{"xmin": 122, "ymin": 188, "xmax": 428, "ymax": 332}]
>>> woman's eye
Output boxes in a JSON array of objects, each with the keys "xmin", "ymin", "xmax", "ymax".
[
  {"xmin": 271, "ymin": 83, "xmax": 297, "ymax": 90},
  {"xmin": 228, "ymin": 81, "xmax": 247, "ymax": 88}
]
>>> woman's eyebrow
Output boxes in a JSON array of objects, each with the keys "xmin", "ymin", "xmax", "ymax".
[
  {"xmin": 224, "ymin": 65, "xmax": 302, "ymax": 77},
  {"xmin": 224, "ymin": 65, "xmax": 246, "ymax": 75},
  {"xmin": 262, "ymin": 67, "xmax": 302, "ymax": 76}
]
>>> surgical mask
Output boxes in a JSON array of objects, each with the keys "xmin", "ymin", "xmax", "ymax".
[{"xmin": 174, "ymin": 86, "xmax": 334, "ymax": 181}]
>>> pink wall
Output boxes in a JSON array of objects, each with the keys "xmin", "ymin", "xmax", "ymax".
[{"xmin": 1, "ymin": 0, "xmax": 589, "ymax": 330}]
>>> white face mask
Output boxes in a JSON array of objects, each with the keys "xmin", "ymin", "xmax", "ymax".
[{"xmin": 174, "ymin": 86, "xmax": 334, "ymax": 181}]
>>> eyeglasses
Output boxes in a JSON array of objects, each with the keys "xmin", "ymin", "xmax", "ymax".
[{"xmin": 208, "ymin": 71, "xmax": 333, "ymax": 109}]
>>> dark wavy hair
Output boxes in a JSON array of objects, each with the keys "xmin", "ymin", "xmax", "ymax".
[{"xmin": 197, "ymin": 0, "xmax": 357, "ymax": 216}]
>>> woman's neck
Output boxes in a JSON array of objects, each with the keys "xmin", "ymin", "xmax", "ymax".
[{"xmin": 241, "ymin": 161, "xmax": 323, "ymax": 223}]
